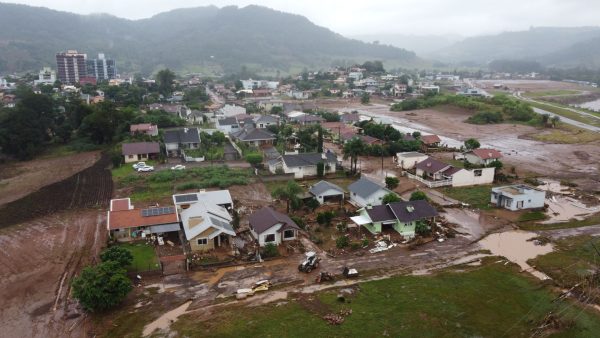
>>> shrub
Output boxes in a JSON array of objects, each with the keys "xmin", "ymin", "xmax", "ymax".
[
  {"xmin": 336, "ymin": 236, "xmax": 349, "ymax": 249},
  {"xmin": 290, "ymin": 216, "xmax": 305, "ymax": 229},
  {"xmin": 100, "ymin": 246, "xmax": 133, "ymax": 267},
  {"xmin": 316, "ymin": 211, "xmax": 336, "ymax": 226},
  {"xmin": 409, "ymin": 191, "xmax": 428, "ymax": 201},
  {"xmin": 261, "ymin": 243, "xmax": 279, "ymax": 258},
  {"xmin": 350, "ymin": 241, "xmax": 362, "ymax": 250},
  {"xmin": 72, "ymin": 261, "xmax": 132, "ymax": 312},
  {"xmin": 467, "ymin": 111, "xmax": 504, "ymax": 124},
  {"xmin": 361, "ymin": 238, "xmax": 369, "ymax": 247},
  {"xmin": 305, "ymin": 198, "xmax": 320, "ymax": 211},
  {"xmin": 385, "ymin": 176, "xmax": 399, "ymax": 189},
  {"xmin": 415, "ymin": 221, "xmax": 431, "ymax": 236},
  {"xmin": 245, "ymin": 153, "xmax": 263, "ymax": 167},
  {"xmin": 382, "ymin": 193, "xmax": 401, "ymax": 204}
]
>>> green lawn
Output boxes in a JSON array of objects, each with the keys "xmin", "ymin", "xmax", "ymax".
[
  {"xmin": 119, "ymin": 242, "xmax": 160, "ymax": 272},
  {"xmin": 112, "ymin": 160, "xmax": 157, "ymax": 180},
  {"xmin": 440, "ymin": 185, "xmax": 493, "ymax": 209},
  {"xmin": 527, "ymin": 101, "xmax": 600, "ymax": 127},
  {"xmin": 529, "ymin": 235, "xmax": 600, "ymax": 288},
  {"xmin": 519, "ymin": 214, "xmax": 600, "ymax": 231},
  {"xmin": 171, "ymin": 261, "xmax": 600, "ymax": 337},
  {"xmin": 264, "ymin": 176, "xmax": 357, "ymax": 195}
]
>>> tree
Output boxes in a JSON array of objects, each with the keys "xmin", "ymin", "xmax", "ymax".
[
  {"xmin": 72, "ymin": 261, "xmax": 132, "ymax": 312},
  {"xmin": 415, "ymin": 221, "xmax": 431, "ymax": 236},
  {"xmin": 488, "ymin": 160, "xmax": 504, "ymax": 170},
  {"xmin": 272, "ymin": 181, "xmax": 303, "ymax": 213},
  {"xmin": 412, "ymin": 131, "xmax": 421, "ymax": 139},
  {"xmin": 382, "ymin": 193, "xmax": 401, "ymax": 204},
  {"xmin": 385, "ymin": 176, "xmax": 399, "ymax": 189},
  {"xmin": 343, "ymin": 137, "xmax": 366, "ymax": 174},
  {"xmin": 551, "ymin": 115, "xmax": 560, "ymax": 128},
  {"xmin": 271, "ymin": 106, "xmax": 283, "ymax": 115},
  {"xmin": 464, "ymin": 138, "xmax": 481, "ymax": 150},
  {"xmin": 305, "ymin": 198, "xmax": 320, "ymax": 211},
  {"xmin": 316, "ymin": 161, "xmax": 325, "ymax": 177},
  {"xmin": 409, "ymin": 191, "xmax": 428, "ymax": 201},
  {"xmin": 316, "ymin": 211, "xmax": 336, "ymax": 226},
  {"xmin": 100, "ymin": 246, "xmax": 133, "ymax": 268},
  {"xmin": 261, "ymin": 243, "xmax": 279, "ymax": 258},
  {"xmin": 156, "ymin": 69, "xmax": 176, "ymax": 96},
  {"xmin": 336, "ymin": 235, "xmax": 349, "ymax": 248},
  {"xmin": 245, "ymin": 153, "xmax": 263, "ymax": 167},
  {"xmin": 317, "ymin": 127, "xmax": 323, "ymax": 153},
  {"xmin": 361, "ymin": 92, "xmax": 370, "ymax": 104}
]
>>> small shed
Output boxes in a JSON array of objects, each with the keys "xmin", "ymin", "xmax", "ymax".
[{"xmin": 309, "ymin": 180, "xmax": 345, "ymax": 205}]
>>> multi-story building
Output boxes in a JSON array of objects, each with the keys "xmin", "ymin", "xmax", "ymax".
[
  {"xmin": 86, "ymin": 53, "xmax": 117, "ymax": 81},
  {"xmin": 55, "ymin": 50, "xmax": 87, "ymax": 84},
  {"xmin": 33, "ymin": 67, "xmax": 57, "ymax": 86}
]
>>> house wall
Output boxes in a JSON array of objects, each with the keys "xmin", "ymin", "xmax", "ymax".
[
  {"xmin": 351, "ymin": 189, "xmax": 388, "ymax": 207},
  {"xmin": 189, "ymin": 227, "xmax": 217, "ymax": 252},
  {"xmin": 451, "ymin": 168, "xmax": 495, "ymax": 187},
  {"xmin": 217, "ymin": 124, "xmax": 239, "ymax": 134},
  {"xmin": 491, "ymin": 190, "xmax": 545, "ymax": 211},
  {"xmin": 124, "ymin": 154, "xmax": 141, "ymax": 163},
  {"xmin": 282, "ymin": 162, "xmax": 335, "ymax": 179},
  {"xmin": 465, "ymin": 153, "xmax": 485, "ymax": 165},
  {"xmin": 393, "ymin": 221, "xmax": 416, "ymax": 239},
  {"xmin": 314, "ymin": 189, "xmax": 344, "ymax": 204},
  {"xmin": 256, "ymin": 223, "xmax": 283, "ymax": 247},
  {"xmin": 397, "ymin": 154, "xmax": 428, "ymax": 170}
]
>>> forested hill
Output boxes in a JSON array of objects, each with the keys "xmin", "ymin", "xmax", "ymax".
[{"xmin": 0, "ymin": 3, "xmax": 420, "ymax": 75}]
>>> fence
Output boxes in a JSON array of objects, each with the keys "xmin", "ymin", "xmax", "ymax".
[
  {"xmin": 405, "ymin": 172, "xmax": 452, "ymax": 188},
  {"xmin": 258, "ymin": 173, "xmax": 296, "ymax": 182}
]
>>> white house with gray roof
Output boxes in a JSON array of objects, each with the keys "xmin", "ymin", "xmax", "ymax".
[
  {"xmin": 347, "ymin": 177, "xmax": 395, "ymax": 207},
  {"xmin": 491, "ymin": 185, "xmax": 546, "ymax": 211},
  {"xmin": 269, "ymin": 152, "xmax": 337, "ymax": 178},
  {"xmin": 309, "ymin": 180, "xmax": 345, "ymax": 204},
  {"xmin": 179, "ymin": 202, "xmax": 235, "ymax": 252},
  {"xmin": 164, "ymin": 127, "xmax": 200, "ymax": 156}
]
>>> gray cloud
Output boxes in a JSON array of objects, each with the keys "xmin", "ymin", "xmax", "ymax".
[{"xmin": 7, "ymin": 0, "xmax": 600, "ymax": 36}]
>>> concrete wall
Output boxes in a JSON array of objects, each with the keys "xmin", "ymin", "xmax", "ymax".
[
  {"xmin": 397, "ymin": 154, "xmax": 428, "ymax": 170},
  {"xmin": 491, "ymin": 188, "xmax": 546, "ymax": 211},
  {"xmin": 452, "ymin": 168, "xmax": 495, "ymax": 187}
]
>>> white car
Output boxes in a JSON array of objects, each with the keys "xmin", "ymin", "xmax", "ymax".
[
  {"xmin": 137, "ymin": 165, "xmax": 154, "ymax": 172},
  {"xmin": 132, "ymin": 162, "xmax": 146, "ymax": 170},
  {"xmin": 170, "ymin": 165, "xmax": 186, "ymax": 170}
]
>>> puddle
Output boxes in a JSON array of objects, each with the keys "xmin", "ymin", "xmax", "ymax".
[
  {"xmin": 192, "ymin": 265, "xmax": 245, "ymax": 286},
  {"xmin": 478, "ymin": 230, "xmax": 553, "ymax": 280},
  {"xmin": 545, "ymin": 196, "xmax": 599, "ymax": 223},
  {"xmin": 142, "ymin": 300, "xmax": 192, "ymax": 337}
]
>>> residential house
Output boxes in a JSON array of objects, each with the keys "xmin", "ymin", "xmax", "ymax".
[
  {"xmin": 235, "ymin": 114, "xmax": 256, "ymax": 128},
  {"xmin": 147, "ymin": 103, "xmax": 191, "ymax": 119},
  {"xmin": 216, "ymin": 117, "xmax": 240, "ymax": 134},
  {"xmin": 420, "ymin": 134, "xmax": 442, "ymax": 148},
  {"xmin": 350, "ymin": 200, "xmax": 438, "ymax": 239},
  {"xmin": 179, "ymin": 201, "xmax": 236, "ymax": 252},
  {"xmin": 255, "ymin": 115, "xmax": 279, "ymax": 128},
  {"xmin": 392, "ymin": 84, "xmax": 408, "ymax": 97},
  {"xmin": 465, "ymin": 148, "xmax": 503, "ymax": 166},
  {"xmin": 347, "ymin": 177, "xmax": 394, "ymax": 207},
  {"xmin": 340, "ymin": 112, "xmax": 361, "ymax": 125},
  {"xmin": 107, "ymin": 198, "xmax": 180, "ymax": 241},
  {"xmin": 269, "ymin": 152, "xmax": 337, "ymax": 178},
  {"xmin": 309, "ymin": 180, "xmax": 345, "ymax": 204},
  {"xmin": 216, "ymin": 104, "xmax": 246, "ymax": 119},
  {"xmin": 173, "ymin": 190, "xmax": 234, "ymax": 211},
  {"xmin": 248, "ymin": 207, "xmax": 301, "ymax": 247},
  {"xmin": 130, "ymin": 123, "xmax": 159, "ymax": 137},
  {"xmin": 396, "ymin": 152, "xmax": 429, "ymax": 170},
  {"xmin": 121, "ymin": 142, "xmax": 160, "ymax": 163},
  {"xmin": 230, "ymin": 127, "xmax": 276, "ymax": 147},
  {"xmin": 410, "ymin": 157, "xmax": 495, "ymax": 187},
  {"xmin": 164, "ymin": 128, "xmax": 201, "ymax": 157},
  {"xmin": 491, "ymin": 185, "xmax": 546, "ymax": 211},
  {"xmin": 348, "ymin": 72, "xmax": 363, "ymax": 81},
  {"xmin": 290, "ymin": 114, "xmax": 325, "ymax": 125}
]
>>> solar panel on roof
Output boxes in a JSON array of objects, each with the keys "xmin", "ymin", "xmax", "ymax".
[
  {"xmin": 141, "ymin": 206, "xmax": 176, "ymax": 217},
  {"xmin": 174, "ymin": 194, "xmax": 198, "ymax": 203}
]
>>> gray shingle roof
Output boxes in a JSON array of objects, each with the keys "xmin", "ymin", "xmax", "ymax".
[
  {"xmin": 366, "ymin": 205, "xmax": 397, "ymax": 223},
  {"xmin": 348, "ymin": 177, "xmax": 388, "ymax": 199},
  {"xmin": 414, "ymin": 157, "xmax": 450, "ymax": 174},
  {"xmin": 309, "ymin": 180, "xmax": 345, "ymax": 196},
  {"xmin": 255, "ymin": 115, "xmax": 279, "ymax": 124},
  {"xmin": 121, "ymin": 142, "xmax": 160, "ymax": 156},
  {"xmin": 218, "ymin": 117, "xmax": 238, "ymax": 126},
  {"xmin": 388, "ymin": 200, "xmax": 438, "ymax": 223},
  {"xmin": 230, "ymin": 128, "xmax": 276, "ymax": 141},
  {"xmin": 164, "ymin": 128, "xmax": 200, "ymax": 144},
  {"xmin": 282, "ymin": 152, "xmax": 337, "ymax": 168},
  {"xmin": 248, "ymin": 207, "xmax": 299, "ymax": 234}
]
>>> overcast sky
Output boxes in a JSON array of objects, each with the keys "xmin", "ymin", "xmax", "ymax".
[{"xmin": 7, "ymin": 0, "xmax": 600, "ymax": 37}]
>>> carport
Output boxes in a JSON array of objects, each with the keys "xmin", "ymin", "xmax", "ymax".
[{"xmin": 309, "ymin": 180, "xmax": 346, "ymax": 205}]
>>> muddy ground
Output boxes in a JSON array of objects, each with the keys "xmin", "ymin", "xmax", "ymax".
[
  {"xmin": 0, "ymin": 151, "xmax": 100, "ymax": 207},
  {"xmin": 0, "ymin": 210, "xmax": 106, "ymax": 338}
]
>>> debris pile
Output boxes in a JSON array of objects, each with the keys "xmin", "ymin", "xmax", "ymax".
[{"xmin": 323, "ymin": 309, "xmax": 352, "ymax": 325}]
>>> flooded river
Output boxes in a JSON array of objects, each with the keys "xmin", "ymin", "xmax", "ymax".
[
  {"xmin": 479, "ymin": 230, "xmax": 554, "ymax": 280},
  {"xmin": 574, "ymin": 98, "xmax": 600, "ymax": 112}
]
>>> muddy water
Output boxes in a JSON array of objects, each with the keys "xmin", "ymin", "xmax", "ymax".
[
  {"xmin": 575, "ymin": 99, "xmax": 600, "ymax": 112},
  {"xmin": 142, "ymin": 300, "xmax": 192, "ymax": 337},
  {"xmin": 479, "ymin": 230, "xmax": 553, "ymax": 280}
]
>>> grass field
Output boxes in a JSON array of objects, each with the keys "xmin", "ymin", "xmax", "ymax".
[
  {"xmin": 263, "ymin": 176, "xmax": 356, "ymax": 195},
  {"xmin": 529, "ymin": 235, "xmax": 600, "ymax": 288},
  {"xmin": 170, "ymin": 260, "xmax": 600, "ymax": 337},
  {"xmin": 119, "ymin": 242, "xmax": 160, "ymax": 272},
  {"xmin": 527, "ymin": 101, "xmax": 600, "ymax": 127},
  {"xmin": 529, "ymin": 123, "xmax": 600, "ymax": 143},
  {"xmin": 440, "ymin": 185, "xmax": 493, "ymax": 209},
  {"xmin": 523, "ymin": 90, "xmax": 582, "ymax": 98},
  {"xmin": 519, "ymin": 214, "xmax": 600, "ymax": 231}
]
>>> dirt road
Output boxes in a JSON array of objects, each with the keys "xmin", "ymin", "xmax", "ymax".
[{"xmin": 0, "ymin": 210, "xmax": 106, "ymax": 338}]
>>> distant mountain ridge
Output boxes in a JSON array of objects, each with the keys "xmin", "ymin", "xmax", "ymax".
[
  {"xmin": 0, "ymin": 3, "xmax": 420, "ymax": 75},
  {"xmin": 430, "ymin": 27, "xmax": 600, "ymax": 69}
]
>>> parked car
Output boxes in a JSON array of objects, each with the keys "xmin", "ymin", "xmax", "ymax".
[
  {"xmin": 171, "ymin": 165, "xmax": 186, "ymax": 170},
  {"xmin": 132, "ymin": 162, "xmax": 146, "ymax": 170},
  {"xmin": 137, "ymin": 165, "xmax": 154, "ymax": 172}
]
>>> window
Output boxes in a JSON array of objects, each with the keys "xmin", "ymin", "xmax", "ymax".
[
  {"xmin": 265, "ymin": 234, "xmax": 276, "ymax": 243},
  {"xmin": 474, "ymin": 169, "xmax": 482, "ymax": 177},
  {"xmin": 197, "ymin": 238, "xmax": 208, "ymax": 245},
  {"xmin": 283, "ymin": 230, "xmax": 295, "ymax": 239},
  {"xmin": 128, "ymin": 155, "xmax": 134, "ymax": 159}
]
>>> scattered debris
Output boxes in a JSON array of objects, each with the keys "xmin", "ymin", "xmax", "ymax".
[{"xmin": 323, "ymin": 309, "xmax": 353, "ymax": 325}]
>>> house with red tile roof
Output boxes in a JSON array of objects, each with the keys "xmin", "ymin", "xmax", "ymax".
[
  {"xmin": 130, "ymin": 123, "xmax": 159, "ymax": 137},
  {"xmin": 420, "ymin": 134, "xmax": 442, "ymax": 147},
  {"xmin": 465, "ymin": 148, "xmax": 503, "ymax": 166},
  {"xmin": 107, "ymin": 198, "xmax": 180, "ymax": 241},
  {"xmin": 409, "ymin": 157, "xmax": 495, "ymax": 188}
]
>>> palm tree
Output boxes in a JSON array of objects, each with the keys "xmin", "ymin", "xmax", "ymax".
[
  {"xmin": 343, "ymin": 137, "xmax": 366, "ymax": 174},
  {"xmin": 272, "ymin": 181, "xmax": 302, "ymax": 213}
]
